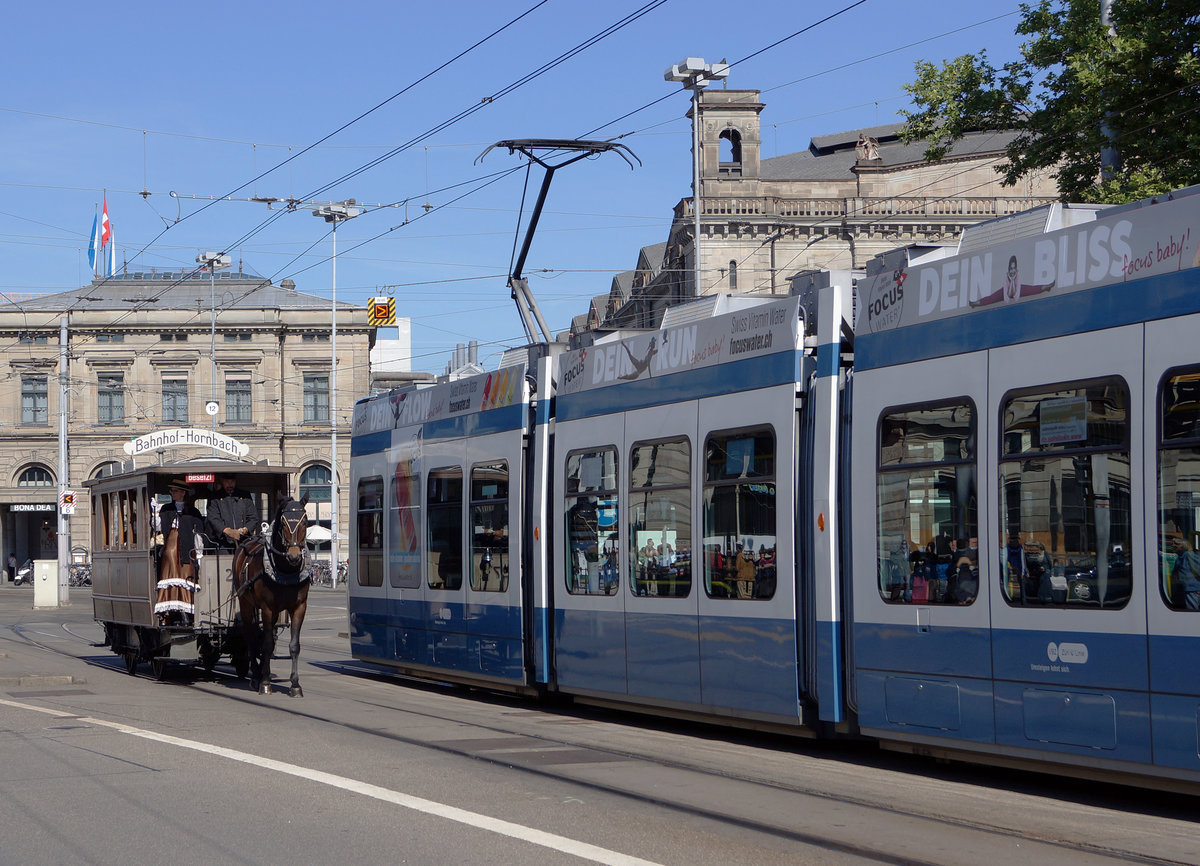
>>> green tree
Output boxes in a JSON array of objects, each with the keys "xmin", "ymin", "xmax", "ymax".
[{"xmin": 900, "ymin": 1, "xmax": 1200, "ymax": 203}]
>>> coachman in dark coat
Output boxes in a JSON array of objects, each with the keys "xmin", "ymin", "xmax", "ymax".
[{"xmin": 206, "ymin": 474, "xmax": 259, "ymax": 552}]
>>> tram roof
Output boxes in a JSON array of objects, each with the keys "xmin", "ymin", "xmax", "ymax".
[{"xmin": 83, "ymin": 458, "xmax": 299, "ymax": 489}]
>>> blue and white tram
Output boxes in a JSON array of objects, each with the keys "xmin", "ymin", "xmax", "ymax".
[
  {"xmin": 348, "ymin": 366, "xmax": 536, "ymax": 688},
  {"xmin": 349, "ymin": 186, "xmax": 1200, "ymax": 788},
  {"xmin": 349, "ymin": 294, "xmax": 849, "ymax": 725},
  {"xmin": 850, "ymin": 188, "xmax": 1200, "ymax": 786}
]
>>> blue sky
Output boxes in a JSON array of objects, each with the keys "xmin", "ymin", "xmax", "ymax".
[{"xmin": 1, "ymin": 1, "xmax": 1029, "ymax": 373}]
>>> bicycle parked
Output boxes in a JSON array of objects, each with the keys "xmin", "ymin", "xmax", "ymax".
[
  {"xmin": 69, "ymin": 562, "xmax": 92, "ymax": 587},
  {"xmin": 308, "ymin": 560, "xmax": 347, "ymax": 588}
]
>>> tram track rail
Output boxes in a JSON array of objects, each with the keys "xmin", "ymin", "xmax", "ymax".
[{"xmin": 4, "ymin": 616, "xmax": 1195, "ymax": 866}]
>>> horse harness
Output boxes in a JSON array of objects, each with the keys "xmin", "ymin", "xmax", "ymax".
[{"xmin": 234, "ymin": 507, "xmax": 310, "ymax": 596}]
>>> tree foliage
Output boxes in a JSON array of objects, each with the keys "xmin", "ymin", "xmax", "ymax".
[{"xmin": 900, "ymin": 0, "xmax": 1200, "ymax": 203}]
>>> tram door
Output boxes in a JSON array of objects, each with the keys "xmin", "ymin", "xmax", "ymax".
[
  {"xmin": 622, "ymin": 403, "xmax": 700, "ymax": 705},
  {"xmin": 850, "ymin": 351, "xmax": 994, "ymax": 740},
  {"xmin": 1141, "ymin": 316, "xmax": 1200, "ymax": 773},
  {"xmin": 987, "ymin": 326, "xmax": 1151, "ymax": 762}
]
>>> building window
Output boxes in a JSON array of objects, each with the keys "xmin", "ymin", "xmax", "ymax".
[
  {"xmin": 300, "ymin": 464, "xmax": 331, "ymax": 551},
  {"xmin": 300, "ymin": 464, "xmax": 331, "ymax": 502},
  {"xmin": 225, "ymin": 376, "xmax": 252, "ymax": 423},
  {"xmin": 728, "ymin": 260, "xmax": 738, "ymax": 291},
  {"xmin": 223, "ymin": 333, "xmax": 251, "ymax": 342},
  {"xmin": 159, "ymin": 332, "xmax": 188, "ymax": 342},
  {"xmin": 98, "ymin": 373, "xmax": 125, "ymax": 425},
  {"xmin": 719, "ymin": 128, "xmax": 743, "ymax": 176},
  {"xmin": 96, "ymin": 333, "xmax": 124, "ymax": 342},
  {"xmin": 21, "ymin": 375, "xmax": 48, "ymax": 425},
  {"xmin": 302, "ymin": 333, "xmax": 330, "ymax": 342},
  {"xmin": 877, "ymin": 401, "xmax": 978, "ymax": 605},
  {"xmin": 18, "ymin": 466, "xmax": 54, "ymax": 487},
  {"xmin": 19, "ymin": 333, "xmax": 48, "ymax": 344},
  {"xmin": 161, "ymin": 377, "xmax": 188, "ymax": 424},
  {"xmin": 304, "ymin": 374, "xmax": 329, "ymax": 422}
]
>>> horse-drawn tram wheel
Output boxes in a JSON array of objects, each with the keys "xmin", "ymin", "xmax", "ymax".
[
  {"xmin": 198, "ymin": 638, "xmax": 220, "ymax": 673},
  {"xmin": 150, "ymin": 657, "xmax": 168, "ymax": 681},
  {"xmin": 123, "ymin": 652, "xmax": 138, "ymax": 675}
]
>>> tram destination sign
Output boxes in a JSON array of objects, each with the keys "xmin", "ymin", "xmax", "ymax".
[{"xmin": 123, "ymin": 428, "xmax": 250, "ymax": 458}]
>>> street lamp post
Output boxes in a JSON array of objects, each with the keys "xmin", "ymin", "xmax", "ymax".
[
  {"xmin": 312, "ymin": 201, "xmax": 359, "ymax": 587},
  {"xmin": 665, "ymin": 57, "xmax": 729, "ymax": 298},
  {"xmin": 197, "ymin": 252, "xmax": 232, "ymax": 456}
]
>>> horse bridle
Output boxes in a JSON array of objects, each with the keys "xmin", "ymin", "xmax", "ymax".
[{"xmin": 270, "ymin": 506, "xmax": 307, "ymax": 566}]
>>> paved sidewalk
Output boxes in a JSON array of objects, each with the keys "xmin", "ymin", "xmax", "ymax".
[{"xmin": 0, "ymin": 582, "xmax": 97, "ymax": 686}]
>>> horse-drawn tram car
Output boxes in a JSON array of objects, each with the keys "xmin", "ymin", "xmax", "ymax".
[{"xmin": 85, "ymin": 458, "xmax": 302, "ymax": 683}]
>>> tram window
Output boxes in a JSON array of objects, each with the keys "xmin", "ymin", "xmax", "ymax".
[
  {"xmin": 470, "ymin": 462, "xmax": 509, "ymax": 592},
  {"xmin": 565, "ymin": 448, "xmax": 618, "ymax": 596},
  {"xmin": 1000, "ymin": 379, "xmax": 1131, "ymax": 609},
  {"xmin": 877, "ymin": 401, "xmax": 978, "ymax": 606},
  {"xmin": 1158, "ymin": 368, "xmax": 1200, "ymax": 611},
  {"xmin": 426, "ymin": 467, "xmax": 463, "ymax": 591},
  {"xmin": 702, "ymin": 429, "xmax": 776, "ymax": 600},
  {"xmin": 388, "ymin": 458, "xmax": 422, "ymax": 589},
  {"xmin": 356, "ymin": 477, "xmax": 384, "ymax": 587},
  {"xmin": 98, "ymin": 492, "xmax": 113, "ymax": 549},
  {"xmin": 109, "ymin": 493, "xmax": 122, "ymax": 550},
  {"xmin": 629, "ymin": 439, "xmax": 691, "ymax": 599}
]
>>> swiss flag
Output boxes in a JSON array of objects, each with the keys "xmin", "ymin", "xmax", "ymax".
[{"xmin": 100, "ymin": 197, "xmax": 111, "ymax": 246}]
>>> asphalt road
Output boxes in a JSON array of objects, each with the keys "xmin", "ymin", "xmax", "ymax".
[{"xmin": 1, "ymin": 584, "xmax": 1197, "ymax": 866}]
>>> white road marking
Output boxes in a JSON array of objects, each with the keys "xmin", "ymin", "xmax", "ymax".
[{"xmin": 0, "ymin": 698, "xmax": 661, "ymax": 866}]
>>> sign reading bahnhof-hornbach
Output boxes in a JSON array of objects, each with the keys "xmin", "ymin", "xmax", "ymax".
[{"xmin": 123, "ymin": 428, "xmax": 250, "ymax": 458}]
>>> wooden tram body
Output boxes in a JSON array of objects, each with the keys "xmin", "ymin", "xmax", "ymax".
[{"xmin": 85, "ymin": 458, "xmax": 298, "ymax": 678}]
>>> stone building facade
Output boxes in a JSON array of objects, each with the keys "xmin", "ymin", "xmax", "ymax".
[
  {"xmin": 602, "ymin": 89, "xmax": 1061, "ymax": 329},
  {"xmin": 0, "ymin": 270, "xmax": 371, "ymax": 566}
]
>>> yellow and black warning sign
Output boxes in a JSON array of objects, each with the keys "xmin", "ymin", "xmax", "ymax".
[{"xmin": 368, "ymin": 296, "xmax": 396, "ymax": 326}]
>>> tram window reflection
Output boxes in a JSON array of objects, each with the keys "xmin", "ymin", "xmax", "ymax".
[
  {"xmin": 470, "ymin": 461, "xmax": 509, "ymax": 592},
  {"xmin": 565, "ymin": 448, "xmax": 618, "ymax": 596},
  {"xmin": 876, "ymin": 400, "xmax": 978, "ymax": 605},
  {"xmin": 999, "ymin": 379, "xmax": 1131, "ymax": 609},
  {"xmin": 426, "ymin": 467, "xmax": 463, "ymax": 591},
  {"xmin": 628, "ymin": 439, "xmax": 691, "ymax": 599},
  {"xmin": 356, "ymin": 477, "xmax": 384, "ymax": 587},
  {"xmin": 703, "ymin": 428, "xmax": 776, "ymax": 600},
  {"xmin": 1159, "ymin": 368, "xmax": 1200, "ymax": 610},
  {"xmin": 388, "ymin": 456, "xmax": 422, "ymax": 588}
]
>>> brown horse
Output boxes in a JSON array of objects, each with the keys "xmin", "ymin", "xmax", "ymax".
[{"xmin": 232, "ymin": 495, "xmax": 312, "ymax": 696}]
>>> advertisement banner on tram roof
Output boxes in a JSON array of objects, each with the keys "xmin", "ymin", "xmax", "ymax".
[
  {"xmin": 353, "ymin": 363, "xmax": 527, "ymax": 436},
  {"xmin": 859, "ymin": 192, "xmax": 1200, "ymax": 334},
  {"xmin": 558, "ymin": 296, "xmax": 801, "ymax": 396}
]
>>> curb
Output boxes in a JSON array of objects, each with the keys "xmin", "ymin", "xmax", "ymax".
[{"xmin": 0, "ymin": 675, "xmax": 86, "ymax": 687}]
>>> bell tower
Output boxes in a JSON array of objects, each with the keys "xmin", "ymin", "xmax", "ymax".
[{"xmin": 695, "ymin": 89, "xmax": 764, "ymax": 187}]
